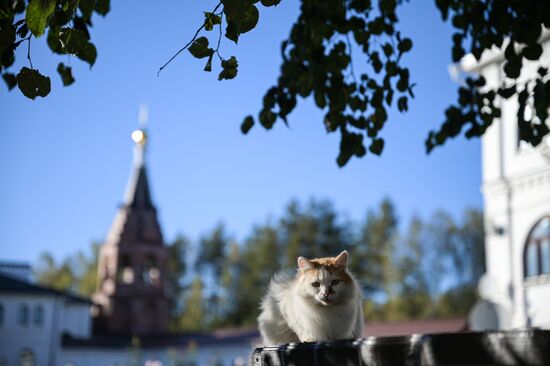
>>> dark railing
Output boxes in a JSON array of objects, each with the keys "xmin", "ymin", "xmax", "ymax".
[{"xmin": 250, "ymin": 330, "xmax": 550, "ymax": 365}]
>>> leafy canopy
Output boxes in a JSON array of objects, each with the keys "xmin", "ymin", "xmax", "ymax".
[{"xmin": 1, "ymin": 0, "xmax": 549, "ymax": 165}]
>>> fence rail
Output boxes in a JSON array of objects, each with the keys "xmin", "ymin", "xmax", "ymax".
[{"xmin": 250, "ymin": 330, "xmax": 550, "ymax": 366}]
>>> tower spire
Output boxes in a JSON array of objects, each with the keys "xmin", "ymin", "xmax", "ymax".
[
  {"xmin": 124, "ymin": 105, "xmax": 152, "ymax": 208},
  {"xmin": 93, "ymin": 105, "xmax": 169, "ymax": 335}
]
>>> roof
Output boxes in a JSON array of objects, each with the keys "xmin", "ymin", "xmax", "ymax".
[
  {"xmin": 124, "ymin": 165, "xmax": 154, "ymax": 210},
  {"xmin": 62, "ymin": 328, "xmax": 260, "ymax": 349},
  {"xmin": 62, "ymin": 319, "xmax": 467, "ymax": 349},
  {"xmin": 0, "ymin": 272, "xmax": 92, "ymax": 304},
  {"xmin": 363, "ymin": 318, "xmax": 467, "ymax": 337}
]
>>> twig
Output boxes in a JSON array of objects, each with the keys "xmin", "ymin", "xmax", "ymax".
[
  {"xmin": 157, "ymin": 1, "xmax": 222, "ymax": 76},
  {"xmin": 215, "ymin": 10, "xmax": 224, "ymax": 62},
  {"xmin": 27, "ymin": 36, "xmax": 33, "ymax": 69}
]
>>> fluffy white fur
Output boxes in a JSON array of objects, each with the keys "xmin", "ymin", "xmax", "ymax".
[{"xmin": 258, "ymin": 251, "xmax": 363, "ymax": 345}]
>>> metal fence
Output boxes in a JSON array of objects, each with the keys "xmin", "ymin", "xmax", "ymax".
[{"xmin": 250, "ymin": 330, "xmax": 550, "ymax": 366}]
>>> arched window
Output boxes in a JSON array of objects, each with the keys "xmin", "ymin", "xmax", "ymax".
[
  {"xmin": 142, "ymin": 255, "xmax": 160, "ymax": 286},
  {"xmin": 117, "ymin": 254, "xmax": 134, "ymax": 284},
  {"xmin": 17, "ymin": 304, "xmax": 29, "ymax": 326},
  {"xmin": 33, "ymin": 305, "xmax": 44, "ymax": 327},
  {"xmin": 18, "ymin": 348, "xmax": 35, "ymax": 366},
  {"xmin": 524, "ymin": 217, "xmax": 550, "ymax": 278}
]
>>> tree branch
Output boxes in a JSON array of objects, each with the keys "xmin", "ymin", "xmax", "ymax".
[
  {"xmin": 215, "ymin": 10, "xmax": 224, "ymax": 62},
  {"xmin": 27, "ymin": 36, "xmax": 33, "ymax": 69},
  {"xmin": 157, "ymin": 1, "xmax": 222, "ymax": 76}
]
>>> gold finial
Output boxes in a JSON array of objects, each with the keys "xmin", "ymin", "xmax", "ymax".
[
  {"xmin": 131, "ymin": 103, "xmax": 149, "ymax": 145},
  {"xmin": 131, "ymin": 129, "xmax": 146, "ymax": 144}
]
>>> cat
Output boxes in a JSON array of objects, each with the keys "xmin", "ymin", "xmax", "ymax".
[{"xmin": 258, "ymin": 250, "xmax": 364, "ymax": 345}]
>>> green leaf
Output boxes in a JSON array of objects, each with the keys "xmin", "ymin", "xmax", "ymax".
[
  {"xmin": 16, "ymin": 67, "xmax": 51, "ymax": 99},
  {"xmin": 47, "ymin": 26, "xmax": 63, "ymax": 54},
  {"xmin": 382, "ymin": 43, "xmax": 393, "ymax": 57},
  {"xmin": 222, "ymin": 0, "xmax": 258, "ymax": 43},
  {"xmin": 59, "ymin": 28, "xmax": 87, "ymax": 54},
  {"xmin": 16, "ymin": 23, "xmax": 28, "ymax": 38},
  {"xmin": 78, "ymin": 0, "xmax": 96, "ymax": 23},
  {"xmin": 188, "ymin": 36, "xmax": 213, "ymax": 59},
  {"xmin": 260, "ymin": 0, "xmax": 281, "ymax": 6},
  {"xmin": 222, "ymin": 56, "xmax": 237, "ymax": 69},
  {"xmin": 225, "ymin": 21, "xmax": 239, "ymax": 44},
  {"xmin": 94, "ymin": 0, "xmax": 110, "ymax": 16},
  {"xmin": 240, "ymin": 5, "xmax": 259, "ymax": 34},
  {"xmin": 57, "ymin": 62, "xmax": 74, "ymax": 85},
  {"xmin": 62, "ymin": 0, "xmax": 78, "ymax": 18},
  {"xmin": 26, "ymin": 0, "xmax": 56, "ymax": 37},
  {"xmin": 204, "ymin": 12, "xmax": 221, "ymax": 31},
  {"xmin": 76, "ymin": 42, "xmax": 96, "ymax": 66},
  {"xmin": 241, "ymin": 115, "xmax": 254, "ymax": 134},
  {"xmin": 204, "ymin": 54, "xmax": 213, "ymax": 72},
  {"xmin": 498, "ymin": 85, "xmax": 516, "ymax": 99},
  {"xmin": 398, "ymin": 38, "xmax": 412, "ymax": 53},
  {"xmin": 369, "ymin": 138, "xmax": 384, "ymax": 155},
  {"xmin": 2, "ymin": 72, "xmax": 17, "ymax": 90},
  {"xmin": 0, "ymin": 22, "xmax": 15, "ymax": 55},
  {"xmin": 218, "ymin": 56, "xmax": 239, "ymax": 80},
  {"xmin": 314, "ymin": 90, "xmax": 326, "ymax": 108},
  {"xmin": 521, "ymin": 44, "xmax": 542, "ymax": 61},
  {"xmin": 397, "ymin": 96, "xmax": 408, "ymax": 112},
  {"xmin": 58, "ymin": 28, "xmax": 97, "ymax": 66}
]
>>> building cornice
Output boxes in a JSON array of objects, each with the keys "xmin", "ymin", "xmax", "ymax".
[{"xmin": 481, "ymin": 167, "xmax": 550, "ymax": 196}]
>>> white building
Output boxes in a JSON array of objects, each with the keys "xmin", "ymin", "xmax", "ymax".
[
  {"xmin": 0, "ymin": 272, "xmax": 255, "ymax": 366},
  {"xmin": 466, "ymin": 33, "xmax": 550, "ymax": 330},
  {"xmin": 0, "ymin": 273, "xmax": 92, "ymax": 366}
]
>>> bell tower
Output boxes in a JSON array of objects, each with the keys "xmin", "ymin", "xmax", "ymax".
[{"xmin": 93, "ymin": 111, "xmax": 170, "ymax": 335}]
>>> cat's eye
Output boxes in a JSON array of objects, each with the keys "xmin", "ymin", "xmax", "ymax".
[
  {"xmin": 331, "ymin": 279, "xmax": 340, "ymax": 286},
  {"xmin": 311, "ymin": 282, "xmax": 320, "ymax": 287}
]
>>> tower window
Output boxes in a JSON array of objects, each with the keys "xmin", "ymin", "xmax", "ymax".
[
  {"xmin": 142, "ymin": 255, "xmax": 160, "ymax": 286},
  {"xmin": 0, "ymin": 303, "xmax": 4, "ymax": 326},
  {"xmin": 524, "ymin": 217, "xmax": 550, "ymax": 278},
  {"xmin": 17, "ymin": 304, "xmax": 29, "ymax": 326},
  {"xmin": 117, "ymin": 254, "xmax": 134, "ymax": 284}
]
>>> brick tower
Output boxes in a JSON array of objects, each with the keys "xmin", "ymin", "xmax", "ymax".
[{"xmin": 92, "ymin": 124, "xmax": 170, "ymax": 335}]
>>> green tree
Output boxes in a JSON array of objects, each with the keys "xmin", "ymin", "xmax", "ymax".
[
  {"xmin": 395, "ymin": 216, "xmax": 432, "ymax": 319},
  {"xmin": 166, "ymin": 235, "xmax": 190, "ymax": 329},
  {"xmin": 34, "ymin": 242, "xmax": 99, "ymax": 296},
  {"xmin": 35, "ymin": 252, "xmax": 75, "ymax": 291},
  {"xmin": 280, "ymin": 199, "xmax": 351, "ymax": 268},
  {"xmin": 240, "ymin": 224, "xmax": 281, "ymax": 318},
  {"xmin": 2, "ymin": 1, "xmax": 548, "ymax": 164},
  {"xmin": 196, "ymin": 223, "xmax": 230, "ymax": 284},
  {"xmin": 175, "ymin": 276, "xmax": 206, "ymax": 331},
  {"xmin": 73, "ymin": 242, "xmax": 99, "ymax": 296},
  {"xmin": 351, "ymin": 198, "xmax": 398, "ymax": 298}
]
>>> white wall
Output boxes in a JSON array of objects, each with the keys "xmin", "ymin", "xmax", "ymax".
[
  {"xmin": 0, "ymin": 294, "xmax": 92, "ymax": 366},
  {"xmin": 60, "ymin": 302, "xmax": 91, "ymax": 339},
  {"xmin": 59, "ymin": 343, "xmax": 253, "ymax": 366},
  {"xmin": 480, "ymin": 35, "xmax": 550, "ymax": 330},
  {"xmin": 0, "ymin": 294, "xmax": 59, "ymax": 366}
]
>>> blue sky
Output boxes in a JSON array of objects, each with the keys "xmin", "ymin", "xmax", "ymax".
[{"xmin": 1, "ymin": 1, "xmax": 482, "ymax": 263}]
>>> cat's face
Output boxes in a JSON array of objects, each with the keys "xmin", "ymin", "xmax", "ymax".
[{"xmin": 297, "ymin": 251, "xmax": 354, "ymax": 306}]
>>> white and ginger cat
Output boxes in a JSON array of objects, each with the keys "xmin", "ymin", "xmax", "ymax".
[{"xmin": 258, "ymin": 251, "xmax": 363, "ymax": 345}]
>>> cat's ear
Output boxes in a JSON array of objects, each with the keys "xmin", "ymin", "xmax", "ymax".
[
  {"xmin": 297, "ymin": 257, "xmax": 314, "ymax": 272},
  {"xmin": 335, "ymin": 250, "xmax": 348, "ymax": 267}
]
